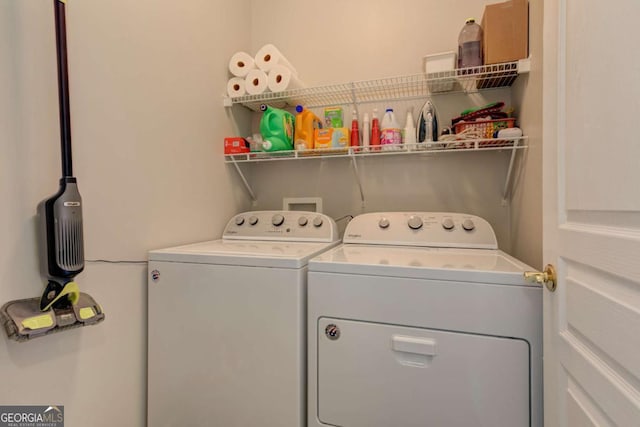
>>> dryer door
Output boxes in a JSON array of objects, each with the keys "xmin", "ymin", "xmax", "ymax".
[{"xmin": 317, "ymin": 318, "xmax": 529, "ymax": 427}]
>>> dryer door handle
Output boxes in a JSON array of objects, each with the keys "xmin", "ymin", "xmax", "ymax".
[{"xmin": 392, "ymin": 335, "xmax": 437, "ymax": 357}]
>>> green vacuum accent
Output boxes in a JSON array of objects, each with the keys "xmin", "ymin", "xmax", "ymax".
[{"xmin": 0, "ymin": 292, "xmax": 104, "ymax": 342}]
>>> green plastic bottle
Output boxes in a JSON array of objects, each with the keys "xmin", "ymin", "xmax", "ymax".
[{"xmin": 259, "ymin": 104, "xmax": 295, "ymax": 152}]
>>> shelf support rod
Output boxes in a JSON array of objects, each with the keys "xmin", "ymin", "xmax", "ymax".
[
  {"xmin": 350, "ymin": 154, "xmax": 365, "ymax": 207},
  {"xmin": 230, "ymin": 158, "xmax": 257, "ymax": 202},
  {"xmin": 501, "ymin": 139, "xmax": 520, "ymax": 202}
]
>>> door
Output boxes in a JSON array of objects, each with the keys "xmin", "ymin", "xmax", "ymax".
[
  {"xmin": 543, "ymin": 0, "xmax": 640, "ymax": 425},
  {"xmin": 317, "ymin": 318, "xmax": 530, "ymax": 427}
]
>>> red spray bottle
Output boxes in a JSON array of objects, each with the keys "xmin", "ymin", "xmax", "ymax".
[{"xmin": 350, "ymin": 110, "xmax": 360, "ymax": 147}]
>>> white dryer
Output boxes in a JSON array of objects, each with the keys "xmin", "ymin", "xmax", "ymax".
[
  {"xmin": 307, "ymin": 212, "xmax": 542, "ymax": 427},
  {"xmin": 148, "ymin": 211, "xmax": 339, "ymax": 427}
]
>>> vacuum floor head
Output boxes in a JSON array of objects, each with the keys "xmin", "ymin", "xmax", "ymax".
[{"xmin": 0, "ymin": 290, "xmax": 104, "ymax": 342}]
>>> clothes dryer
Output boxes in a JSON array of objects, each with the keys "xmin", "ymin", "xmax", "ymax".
[
  {"xmin": 148, "ymin": 211, "xmax": 339, "ymax": 427},
  {"xmin": 307, "ymin": 212, "xmax": 541, "ymax": 427}
]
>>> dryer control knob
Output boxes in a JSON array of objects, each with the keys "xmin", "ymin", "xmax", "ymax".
[
  {"xmin": 272, "ymin": 214, "xmax": 285, "ymax": 227},
  {"xmin": 407, "ymin": 215, "xmax": 423, "ymax": 230},
  {"xmin": 462, "ymin": 219, "xmax": 475, "ymax": 231},
  {"xmin": 442, "ymin": 218, "xmax": 455, "ymax": 230},
  {"xmin": 249, "ymin": 216, "xmax": 259, "ymax": 226},
  {"xmin": 378, "ymin": 218, "xmax": 390, "ymax": 229},
  {"xmin": 235, "ymin": 216, "xmax": 245, "ymax": 226},
  {"xmin": 298, "ymin": 216, "xmax": 308, "ymax": 226},
  {"xmin": 313, "ymin": 216, "xmax": 323, "ymax": 227}
]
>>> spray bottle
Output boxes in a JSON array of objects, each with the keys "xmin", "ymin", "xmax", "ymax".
[
  {"xmin": 350, "ymin": 110, "xmax": 360, "ymax": 147},
  {"xmin": 362, "ymin": 112, "xmax": 370, "ymax": 151},
  {"xmin": 371, "ymin": 108, "xmax": 381, "ymax": 150},
  {"xmin": 404, "ymin": 110, "xmax": 416, "ymax": 149}
]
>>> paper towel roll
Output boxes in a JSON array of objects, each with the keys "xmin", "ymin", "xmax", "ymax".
[
  {"xmin": 254, "ymin": 44, "xmax": 298, "ymax": 76},
  {"xmin": 244, "ymin": 69, "xmax": 269, "ymax": 95},
  {"xmin": 267, "ymin": 65, "xmax": 305, "ymax": 93},
  {"xmin": 228, "ymin": 51, "xmax": 255, "ymax": 77},
  {"xmin": 226, "ymin": 77, "xmax": 246, "ymax": 98}
]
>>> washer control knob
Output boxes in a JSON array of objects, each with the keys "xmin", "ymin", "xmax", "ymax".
[
  {"xmin": 235, "ymin": 216, "xmax": 245, "ymax": 226},
  {"xmin": 407, "ymin": 215, "xmax": 423, "ymax": 230},
  {"xmin": 313, "ymin": 216, "xmax": 324, "ymax": 227},
  {"xmin": 462, "ymin": 219, "xmax": 475, "ymax": 231},
  {"xmin": 249, "ymin": 216, "xmax": 259, "ymax": 226},
  {"xmin": 272, "ymin": 214, "xmax": 285, "ymax": 227},
  {"xmin": 442, "ymin": 218, "xmax": 455, "ymax": 230},
  {"xmin": 378, "ymin": 218, "xmax": 390, "ymax": 229},
  {"xmin": 298, "ymin": 216, "xmax": 308, "ymax": 227}
]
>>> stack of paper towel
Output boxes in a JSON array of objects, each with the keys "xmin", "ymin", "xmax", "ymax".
[{"xmin": 226, "ymin": 44, "xmax": 304, "ymax": 98}]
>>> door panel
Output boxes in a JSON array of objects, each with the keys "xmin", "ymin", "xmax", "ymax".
[{"xmin": 544, "ymin": 0, "xmax": 640, "ymax": 425}]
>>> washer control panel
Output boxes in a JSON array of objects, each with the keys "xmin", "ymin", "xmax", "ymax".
[
  {"xmin": 223, "ymin": 211, "xmax": 339, "ymax": 242},
  {"xmin": 343, "ymin": 212, "xmax": 497, "ymax": 249}
]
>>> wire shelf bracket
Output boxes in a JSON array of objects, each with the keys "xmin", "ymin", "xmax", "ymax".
[{"xmin": 225, "ymin": 138, "xmax": 527, "ymax": 205}]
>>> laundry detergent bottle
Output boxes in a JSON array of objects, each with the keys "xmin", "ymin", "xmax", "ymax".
[
  {"xmin": 380, "ymin": 108, "xmax": 401, "ymax": 148},
  {"xmin": 260, "ymin": 104, "xmax": 295, "ymax": 152},
  {"xmin": 294, "ymin": 105, "xmax": 322, "ymax": 150}
]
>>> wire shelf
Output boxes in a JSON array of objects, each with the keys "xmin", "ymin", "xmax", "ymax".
[
  {"xmin": 224, "ymin": 137, "xmax": 527, "ymax": 164},
  {"xmin": 225, "ymin": 60, "xmax": 528, "ymax": 111}
]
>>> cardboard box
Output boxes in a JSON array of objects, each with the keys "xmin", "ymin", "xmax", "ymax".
[
  {"xmin": 481, "ymin": 0, "xmax": 528, "ymax": 64},
  {"xmin": 224, "ymin": 137, "xmax": 250, "ymax": 154}
]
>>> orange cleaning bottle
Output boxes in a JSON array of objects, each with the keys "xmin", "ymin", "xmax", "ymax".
[{"xmin": 294, "ymin": 105, "xmax": 322, "ymax": 151}]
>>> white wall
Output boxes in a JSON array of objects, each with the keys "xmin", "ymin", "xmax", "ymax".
[
  {"xmin": 245, "ymin": 0, "xmax": 538, "ymax": 254},
  {"xmin": 511, "ymin": 0, "xmax": 543, "ymax": 268},
  {"xmin": 0, "ymin": 1, "xmax": 250, "ymax": 425}
]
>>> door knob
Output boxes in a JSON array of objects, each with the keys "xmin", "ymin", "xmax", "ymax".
[{"xmin": 524, "ymin": 264, "xmax": 557, "ymax": 292}]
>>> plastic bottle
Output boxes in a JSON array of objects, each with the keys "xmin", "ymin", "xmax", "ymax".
[
  {"xmin": 458, "ymin": 18, "xmax": 483, "ymax": 68},
  {"xmin": 294, "ymin": 105, "xmax": 322, "ymax": 151},
  {"xmin": 380, "ymin": 108, "xmax": 401, "ymax": 148},
  {"xmin": 260, "ymin": 104, "xmax": 295, "ymax": 152},
  {"xmin": 404, "ymin": 110, "xmax": 416, "ymax": 148},
  {"xmin": 350, "ymin": 110, "xmax": 360, "ymax": 147},
  {"xmin": 362, "ymin": 113, "xmax": 370, "ymax": 150},
  {"xmin": 370, "ymin": 109, "xmax": 381, "ymax": 149}
]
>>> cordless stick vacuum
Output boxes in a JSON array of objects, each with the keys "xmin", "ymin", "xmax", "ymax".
[{"xmin": 0, "ymin": 0, "xmax": 104, "ymax": 341}]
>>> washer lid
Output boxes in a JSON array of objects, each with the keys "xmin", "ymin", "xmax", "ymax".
[
  {"xmin": 149, "ymin": 239, "xmax": 340, "ymax": 268},
  {"xmin": 309, "ymin": 244, "xmax": 535, "ymax": 286}
]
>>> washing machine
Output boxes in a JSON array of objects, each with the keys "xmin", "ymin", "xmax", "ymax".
[
  {"xmin": 148, "ymin": 211, "xmax": 339, "ymax": 427},
  {"xmin": 307, "ymin": 212, "xmax": 542, "ymax": 427}
]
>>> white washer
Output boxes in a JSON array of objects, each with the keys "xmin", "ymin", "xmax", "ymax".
[
  {"xmin": 307, "ymin": 212, "xmax": 542, "ymax": 427},
  {"xmin": 148, "ymin": 211, "xmax": 339, "ymax": 427}
]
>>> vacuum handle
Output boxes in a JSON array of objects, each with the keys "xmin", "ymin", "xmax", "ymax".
[{"xmin": 54, "ymin": 0, "xmax": 73, "ymax": 178}]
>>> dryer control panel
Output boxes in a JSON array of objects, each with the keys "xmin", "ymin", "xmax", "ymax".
[
  {"xmin": 223, "ymin": 211, "xmax": 339, "ymax": 243},
  {"xmin": 343, "ymin": 212, "xmax": 497, "ymax": 249}
]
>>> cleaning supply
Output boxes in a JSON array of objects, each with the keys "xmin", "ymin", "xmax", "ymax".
[
  {"xmin": 350, "ymin": 110, "xmax": 360, "ymax": 147},
  {"xmin": 370, "ymin": 109, "xmax": 381, "ymax": 149},
  {"xmin": 314, "ymin": 128, "xmax": 350, "ymax": 150},
  {"xmin": 1, "ymin": 0, "xmax": 104, "ymax": 342},
  {"xmin": 324, "ymin": 107, "xmax": 344, "ymax": 128},
  {"xmin": 260, "ymin": 104, "xmax": 295, "ymax": 152},
  {"xmin": 404, "ymin": 110, "xmax": 416, "ymax": 147},
  {"xmin": 294, "ymin": 105, "xmax": 322, "ymax": 150},
  {"xmin": 362, "ymin": 113, "xmax": 370, "ymax": 150},
  {"xmin": 380, "ymin": 108, "xmax": 401, "ymax": 148},
  {"xmin": 458, "ymin": 18, "xmax": 483, "ymax": 68}
]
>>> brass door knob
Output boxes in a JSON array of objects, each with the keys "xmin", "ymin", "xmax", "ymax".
[{"xmin": 524, "ymin": 264, "xmax": 557, "ymax": 292}]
